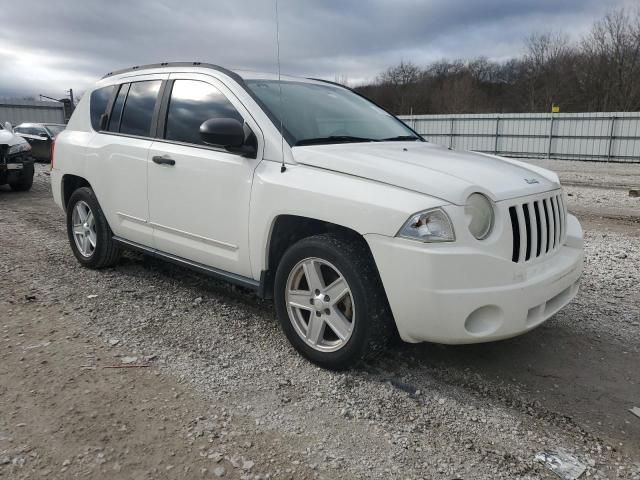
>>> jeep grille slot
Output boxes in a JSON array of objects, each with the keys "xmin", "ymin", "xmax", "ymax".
[
  {"xmin": 508, "ymin": 207, "xmax": 520, "ymax": 262},
  {"xmin": 509, "ymin": 192, "xmax": 566, "ymax": 263}
]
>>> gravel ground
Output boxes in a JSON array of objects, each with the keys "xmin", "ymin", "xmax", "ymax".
[
  {"xmin": 0, "ymin": 163, "xmax": 639, "ymax": 479},
  {"xmin": 524, "ymin": 159, "xmax": 640, "ymax": 189}
]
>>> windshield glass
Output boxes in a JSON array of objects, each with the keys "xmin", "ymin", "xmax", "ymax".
[
  {"xmin": 44, "ymin": 124, "xmax": 65, "ymax": 137},
  {"xmin": 245, "ymin": 80, "xmax": 420, "ymax": 146}
]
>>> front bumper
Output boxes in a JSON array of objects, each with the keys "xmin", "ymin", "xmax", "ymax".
[
  {"xmin": 365, "ymin": 214, "xmax": 583, "ymax": 344},
  {"xmin": 0, "ymin": 152, "xmax": 34, "ymax": 183}
]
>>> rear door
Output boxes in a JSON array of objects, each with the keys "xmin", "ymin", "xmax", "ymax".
[
  {"xmin": 86, "ymin": 74, "xmax": 168, "ymax": 247},
  {"xmin": 147, "ymin": 73, "xmax": 263, "ymax": 277}
]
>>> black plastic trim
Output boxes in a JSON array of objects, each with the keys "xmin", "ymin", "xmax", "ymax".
[
  {"xmin": 155, "ymin": 79, "xmax": 174, "ymax": 139},
  {"xmin": 150, "ymin": 80, "xmax": 169, "ymax": 138},
  {"xmin": 113, "ymin": 236, "xmax": 261, "ymax": 291},
  {"xmin": 109, "ymin": 83, "xmax": 130, "ymax": 133},
  {"xmin": 258, "ymin": 269, "xmax": 273, "ymax": 299}
]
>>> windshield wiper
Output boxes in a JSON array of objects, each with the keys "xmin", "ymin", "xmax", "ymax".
[
  {"xmin": 380, "ymin": 135, "xmax": 422, "ymax": 142},
  {"xmin": 295, "ymin": 136, "xmax": 380, "ymax": 146}
]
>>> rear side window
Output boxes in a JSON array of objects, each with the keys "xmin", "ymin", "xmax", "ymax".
[
  {"xmin": 90, "ymin": 86, "xmax": 115, "ymax": 131},
  {"xmin": 165, "ymin": 80, "xmax": 243, "ymax": 146},
  {"xmin": 119, "ymin": 80, "xmax": 161, "ymax": 137},
  {"xmin": 108, "ymin": 84, "xmax": 129, "ymax": 132}
]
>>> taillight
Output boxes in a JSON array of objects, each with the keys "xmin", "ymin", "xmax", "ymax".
[{"xmin": 50, "ymin": 140, "xmax": 55, "ymax": 170}]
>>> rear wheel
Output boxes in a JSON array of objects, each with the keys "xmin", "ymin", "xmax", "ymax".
[
  {"xmin": 8, "ymin": 164, "xmax": 34, "ymax": 192},
  {"xmin": 274, "ymin": 233, "xmax": 392, "ymax": 370},
  {"xmin": 66, "ymin": 187, "xmax": 121, "ymax": 268}
]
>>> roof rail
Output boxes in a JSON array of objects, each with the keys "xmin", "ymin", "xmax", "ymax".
[{"xmin": 101, "ymin": 62, "xmax": 239, "ymax": 81}]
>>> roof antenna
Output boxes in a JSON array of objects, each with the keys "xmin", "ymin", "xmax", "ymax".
[{"xmin": 275, "ymin": 0, "xmax": 286, "ymax": 173}]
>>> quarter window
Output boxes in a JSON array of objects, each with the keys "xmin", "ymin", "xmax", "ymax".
[
  {"xmin": 165, "ymin": 80, "xmax": 243, "ymax": 146},
  {"xmin": 90, "ymin": 85, "xmax": 115, "ymax": 131},
  {"xmin": 119, "ymin": 80, "xmax": 161, "ymax": 137}
]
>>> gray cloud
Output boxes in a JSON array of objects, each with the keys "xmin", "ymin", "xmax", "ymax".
[{"xmin": 0, "ymin": 0, "xmax": 634, "ymax": 98}]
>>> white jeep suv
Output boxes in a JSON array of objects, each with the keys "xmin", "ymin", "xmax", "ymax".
[{"xmin": 51, "ymin": 62, "xmax": 583, "ymax": 369}]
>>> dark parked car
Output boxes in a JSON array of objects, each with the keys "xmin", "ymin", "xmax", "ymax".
[
  {"xmin": 0, "ymin": 122, "xmax": 34, "ymax": 191},
  {"xmin": 14, "ymin": 123, "xmax": 65, "ymax": 162}
]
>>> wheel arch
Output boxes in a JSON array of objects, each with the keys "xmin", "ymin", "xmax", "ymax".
[
  {"xmin": 61, "ymin": 174, "xmax": 92, "ymax": 211},
  {"xmin": 260, "ymin": 214, "xmax": 377, "ymax": 299}
]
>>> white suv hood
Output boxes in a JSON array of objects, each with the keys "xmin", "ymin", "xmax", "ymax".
[{"xmin": 292, "ymin": 141, "xmax": 560, "ymax": 205}]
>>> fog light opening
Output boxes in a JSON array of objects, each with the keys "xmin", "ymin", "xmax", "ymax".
[{"xmin": 464, "ymin": 305, "xmax": 503, "ymax": 337}]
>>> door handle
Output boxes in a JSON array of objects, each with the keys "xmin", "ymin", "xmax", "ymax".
[{"xmin": 152, "ymin": 155, "xmax": 175, "ymax": 166}]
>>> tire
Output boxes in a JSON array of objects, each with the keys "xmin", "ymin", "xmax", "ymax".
[
  {"xmin": 274, "ymin": 233, "xmax": 393, "ymax": 370},
  {"xmin": 9, "ymin": 164, "xmax": 34, "ymax": 192},
  {"xmin": 66, "ymin": 186, "xmax": 121, "ymax": 269}
]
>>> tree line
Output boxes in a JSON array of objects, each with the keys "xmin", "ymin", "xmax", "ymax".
[{"xmin": 354, "ymin": 9, "xmax": 640, "ymax": 115}]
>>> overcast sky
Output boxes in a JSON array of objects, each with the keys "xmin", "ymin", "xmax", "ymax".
[{"xmin": 0, "ymin": 0, "xmax": 635, "ymax": 99}]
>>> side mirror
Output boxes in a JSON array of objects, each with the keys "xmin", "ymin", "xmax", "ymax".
[
  {"xmin": 200, "ymin": 118, "xmax": 245, "ymax": 148},
  {"xmin": 4, "ymin": 121, "xmax": 13, "ymax": 132}
]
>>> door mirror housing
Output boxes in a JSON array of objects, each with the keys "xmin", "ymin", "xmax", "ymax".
[
  {"xmin": 200, "ymin": 118, "xmax": 257, "ymax": 158},
  {"xmin": 200, "ymin": 118, "xmax": 245, "ymax": 148}
]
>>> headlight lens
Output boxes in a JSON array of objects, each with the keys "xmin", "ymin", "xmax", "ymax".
[
  {"xmin": 397, "ymin": 208, "xmax": 455, "ymax": 242},
  {"xmin": 465, "ymin": 193, "xmax": 494, "ymax": 240},
  {"xmin": 7, "ymin": 142, "xmax": 31, "ymax": 155}
]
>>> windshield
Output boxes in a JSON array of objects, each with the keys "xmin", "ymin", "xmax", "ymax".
[
  {"xmin": 245, "ymin": 80, "xmax": 420, "ymax": 146},
  {"xmin": 44, "ymin": 124, "xmax": 65, "ymax": 137}
]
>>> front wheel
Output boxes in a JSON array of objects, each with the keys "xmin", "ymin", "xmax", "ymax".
[
  {"xmin": 8, "ymin": 164, "xmax": 34, "ymax": 192},
  {"xmin": 274, "ymin": 233, "xmax": 392, "ymax": 370},
  {"xmin": 66, "ymin": 187, "xmax": 121, "ymax": 269}
]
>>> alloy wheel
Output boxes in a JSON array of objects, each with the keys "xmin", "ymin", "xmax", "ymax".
[
  {"xmin": 71, "ymin": 200, "xmax": 97, "ymax": 257},
  {"xmin": 285, "ymin": 257, "xmax": 355, "ymax": 352}
]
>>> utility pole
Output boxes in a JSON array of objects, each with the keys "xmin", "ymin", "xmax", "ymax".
[{"xmin": 67, "ymin": 89, "xmax": 75, "ymax": 107}]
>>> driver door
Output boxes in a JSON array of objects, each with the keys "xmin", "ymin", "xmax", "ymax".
[{"xmin": 147, "ymin": 74, "xmax": 262, "ymax": 278}]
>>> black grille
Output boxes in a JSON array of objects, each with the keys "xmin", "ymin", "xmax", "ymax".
[{"xmin": 509, "ymin": 193, "xmax": 566, "ymax": 263}]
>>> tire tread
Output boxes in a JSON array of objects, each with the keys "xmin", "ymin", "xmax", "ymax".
[
  {"xmin": 274, "ymin": 232, "xmax": 394, "ymax": 369},
  {"xmin": 67, "ymin": 187, "xmax": 121, "ymax": 269}
]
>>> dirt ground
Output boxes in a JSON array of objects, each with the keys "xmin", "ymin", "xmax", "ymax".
[{"xmin": 0, "ymin": 161, "xmax": 639, "ymax": 479}]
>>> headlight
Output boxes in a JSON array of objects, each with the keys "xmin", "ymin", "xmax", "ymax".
[
  {"xmin": 397, "ymin": 208, "xmax": 455, "ymax": 242},
  {"xmin": 7, "ymin": 143, "xmax": 31, "ymax": 155},
  {"xmin": 465, "ymin": 193, "xmax": 494, "ymax": 240}
]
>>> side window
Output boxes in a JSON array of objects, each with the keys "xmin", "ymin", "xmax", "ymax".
[
  {"xmin": 108, "ymin": 84, "xmax": 129, "ymax": 132},
  {"xmin": 90, "ymin": 85, "xmax": 115, "ymax": 131},
  {"xmin": 119, "ymin": 80, "xmax": 161, "ymax": 137},
  {"xmin": 165, "ymin": 80, "xmax": 243, "ymax": 146}
]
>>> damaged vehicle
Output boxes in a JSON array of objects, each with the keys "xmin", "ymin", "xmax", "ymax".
[
  {"xmin": 0, "ymin": 122, "xmax": 35, "ymax": 192},
  {"xmin": 14, "ymin": 123, "xmax": 66, "ymax": 162},
  {"xmin": 50, "ymin": 63, "xmax": 584, "ymax": 369}
]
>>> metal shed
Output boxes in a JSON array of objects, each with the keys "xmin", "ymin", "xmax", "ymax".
[{"xmin": 0, "ymin": 99, "xmax": 66, "ymax": 126}]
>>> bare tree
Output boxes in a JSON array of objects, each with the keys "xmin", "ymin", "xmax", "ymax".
[
  {"xmin": 355, "ymin": 8, "xmax": 640, "ymax": 114},
  {"xmin": 580, "ymin": 8, "xmax": 640, "ymax": 110},
  {"xmin": 378, "ymin": 61, "xmax": 421, "ymax": 86}
]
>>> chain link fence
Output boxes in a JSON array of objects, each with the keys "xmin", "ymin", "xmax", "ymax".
[{"xmin": 398, "ymin": 112, "xmax": 640, "ymax": 163}]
